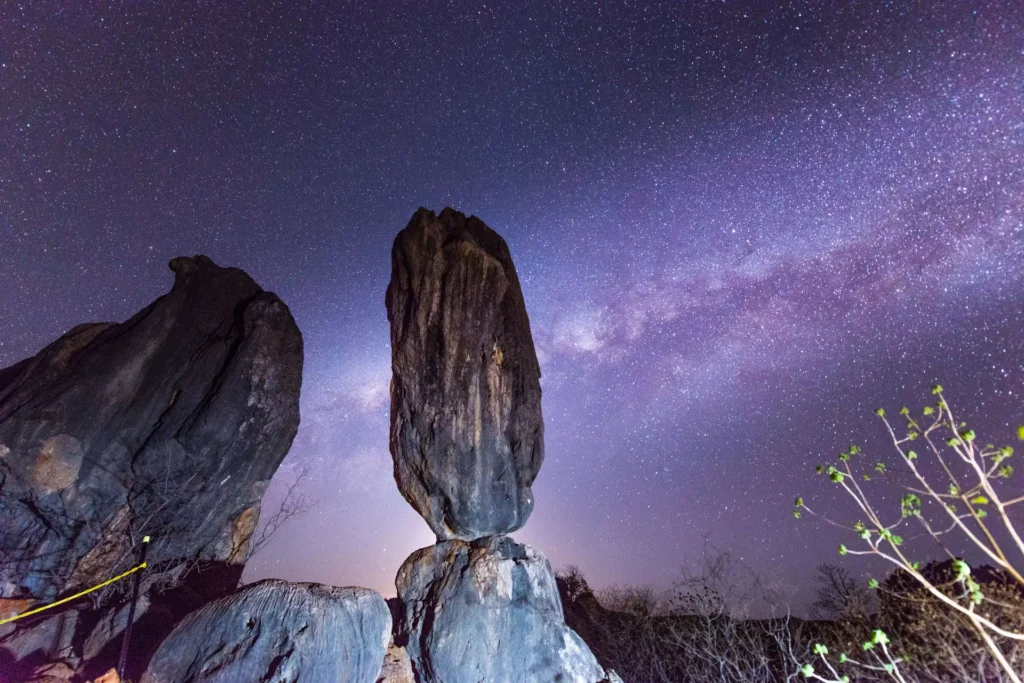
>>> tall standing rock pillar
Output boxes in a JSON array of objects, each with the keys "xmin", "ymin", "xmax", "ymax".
[
  {"xmin": 386, "ymin": 208, "xmax": 610, "ymax": 682},
  {"xmin": 386, "ymin": 207, "xmax": 543, "ymax": 541}
]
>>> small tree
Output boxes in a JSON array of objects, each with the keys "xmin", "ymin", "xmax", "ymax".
[
  {"xmin": 557, "ymin": 564, "xmax": 595, "ymax": 605},
  {"xmin": 810, "ymin": 564, "xmax": 876, "ymax": 622},
  {"xmin": 795, "ymin": 387, "xmax": 1024, "ymax": 682},
  {"xmin": 243, "ymin": 463, "xmax": 314, "ymax": 562}
]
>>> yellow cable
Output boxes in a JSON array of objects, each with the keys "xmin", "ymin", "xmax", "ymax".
[{"xmin": 0, "ymin": 562, "xmax": 147, "ymax": 626}]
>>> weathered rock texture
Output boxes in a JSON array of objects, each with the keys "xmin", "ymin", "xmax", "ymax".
[
  {"xmin": 142, "ymin": 579, "xmax": 390, "ymax": 683},
  {"xmin": 386, "ymin": 207, "xmax": 543, "ymax": 540},
  {"xmin": 0, "ymin": 256, "xmax": 303, "ymax": 676},
  {"xmin": 396, "ymin": 536, "xmax": 606, "ymax": 683},
  {"xmin": 376, "ymin": 639, "xmax": 414, "ymax": 683}
]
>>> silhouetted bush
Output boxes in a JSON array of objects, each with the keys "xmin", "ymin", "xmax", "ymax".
[{"xmin": 559, "ymin": 558, "xmax": 1024, "ymax": 682}]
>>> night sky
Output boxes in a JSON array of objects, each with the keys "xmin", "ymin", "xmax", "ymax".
[{"xmin": 1, "ymin": 1, "xmax": 1022, "ymax": 603}]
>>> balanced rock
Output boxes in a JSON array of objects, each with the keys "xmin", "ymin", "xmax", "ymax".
[
  {"xmin": 0, "ymin": 256, "xmax": 303, "ymax": 674},
  {"xmin": 142, "ymin": 580, "xmax": 390, "ymax": 683},
  {"xmin": 386, "ymin": 207, "xmax": 543, "ymax": 540},
  {"xmin": 395, "ymin": 536, "xmax": 607, "ymax": 683}
]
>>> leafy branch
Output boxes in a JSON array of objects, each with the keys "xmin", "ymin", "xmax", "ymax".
[{"xmin": 795, "ymin": 386, "xmax": 1024, "ymax": 683}]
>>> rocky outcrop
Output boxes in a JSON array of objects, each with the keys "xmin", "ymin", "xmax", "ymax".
[
  {"xmin": 0, "ymin": 256, "xmax": 303, "ymax": 677},
  {"xmin": 386, "ymin": 208, "xmax": 606, "ymax": 682},
  {"xmin": 396, "ymin": 536, "xmax": 605, "ymax": 683},
  {"xmin": 142, "ymin": 579, "xmax": 390, "ymax": 683},
  {"xmin": 386, "ymin": 207, "xmax": 543, "ymax": 541}
]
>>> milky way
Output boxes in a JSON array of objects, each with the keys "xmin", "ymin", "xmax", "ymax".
[{"xmin": 1, "ymin": 1, "xmax": 1022, "ymax": 600}]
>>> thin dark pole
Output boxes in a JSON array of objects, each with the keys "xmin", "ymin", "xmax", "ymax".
[{"xmin": 117, "ymin": 535, "xmax": 150, "ymax": 680}]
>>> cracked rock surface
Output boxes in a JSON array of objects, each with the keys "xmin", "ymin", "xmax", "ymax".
[
  {"xmin": 0, "ymin": 255, "xmax": 303, "ymax": 673},
  {"xmin": 396, "ymin": 536, "xmax": 606, "ymax": 683},
  {"xmin": 141, "ymin": 579, "xmax": 390, "ymax": 683}
]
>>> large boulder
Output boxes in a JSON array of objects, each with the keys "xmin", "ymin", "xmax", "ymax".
[
  {"xmin": 395, "ymin": 536, "xmax": 606, "ymax": 683},
  {"xmin": 385, "ymin": 207, "xmax": 543, "ymax": 540},
  {"xmin": 142, "ymin": 579, "xmax": 390, "ymax": 683},
  {"xmin": 0, "ymin": 256, "xmax": 303, "ymax": 676}
]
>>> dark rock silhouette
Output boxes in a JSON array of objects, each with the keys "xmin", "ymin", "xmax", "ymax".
[
  {"xmin": 141, "ymin": 579, "xmax": 390, "ymax": 683},
  {"xmin": 0, "ymin": 255, "xmax": 303, "ymax": 676},
  {"xmin": 386, "ymin": 207, "xmax": 543, "ymax": 541},
  {"xmin": 396, "ymin": 536, "xmax": 606, "ymax": 683}
]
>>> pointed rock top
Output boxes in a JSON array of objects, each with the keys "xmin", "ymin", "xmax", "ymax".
[{"xmin": 410, "ymin": 207, "xmax": 513, "ymax": 257}]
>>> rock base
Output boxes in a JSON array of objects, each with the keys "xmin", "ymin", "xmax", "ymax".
[
  {"xmin": 142, "ymin": 580, "xmax": 390, "ymax": 683},
  {"xmin": 396, "ymin": 536, "xmax": 607, "ymax": 683}
]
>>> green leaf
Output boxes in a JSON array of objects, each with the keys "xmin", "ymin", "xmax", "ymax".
[
  {"xmin": 794, "ymin": 497, "xmax": 804, "ymax": 507},
  {"xmin": 923, "ymin": 406, "xmax": 934, "ymax": 416},
  {"xmin": 911, "ymin": 561, "xmax": 920, "ymax": 571},
  {"xmin": 839, "ymin": 653, "xmax": 848, "ymax": 664},
  {"xmin": 868, "ymin": 578, "xmax": 879, "ymax": 589},
  {"xmin": 947, "ymin": 437, "xmax": 962, "ymax": 446},
  {"xmin": 813, "ymin": 643, "xmax": 828, "ymax": 655},
  {"xmin": 961, "ymin": 429, "xmax": 976, "ymax": 442},
  {"xmin": 839, "ymin": 544, "xmax": 848, "ymax": 556},
  {"xmin": 875, "ymin": 407, "xmax": 885, "ymax": 417},
  {"xmin": 953, "ymin": 560, "xmax": 971, "ymax": 581},
  {"xmin": 872, "ymin": 629, "xmax": 890, "ymax": 645},
  {"xmin": 977, "ymin": 509, "xmax": 988, "ymax": 518},
  {"xmin": 875, "ymin": 461, "xmax": 886, "ymax": 473},
  {"xmin": 884, "ymin": 663, "xmax": 894, "ymax": 674},
  {"xmin": 907, "ymin": 450, "xmax": 918, "ymax": 460},
  {"xmin": 1018, "ymin": 425, "xmax": 1024, "ymax": 441},
  {"xmin": 932, "ymin": 384, "xmax": 944, "ymax": 394},
  {"xmin": 859, "ymin": 528, "xmax": 871, "ymax": 539},
  {"xmin": 899, "ymin": 406, "xmax": 909, "ymax": 415},
  {"xmin": 801, "ymin": 663, "xmax": 814, "ymax": 678},
  {"xmin": 901, "ymin": 493, "xmax": 921, "ymax": 517},
  {"xmin": 998, "ymin": 465, "xmax": 1013, "ymax": 478},
  {"xmin": 971, "ymin": 495, "xmax": 989, "ymax": 505},
  {"xmin": 793, "ymin": 510, "xmax": 802, "ymax": 519}
]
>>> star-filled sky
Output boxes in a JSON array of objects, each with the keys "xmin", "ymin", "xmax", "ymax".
[{"xmin": 1, "ymin": 1, "xmax": 1022, "ymax": 603}]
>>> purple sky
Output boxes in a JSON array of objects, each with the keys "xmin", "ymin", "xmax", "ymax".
[{"xmin": 1, "ymin": 1, "xmax": 1022, "ymax": 602}]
